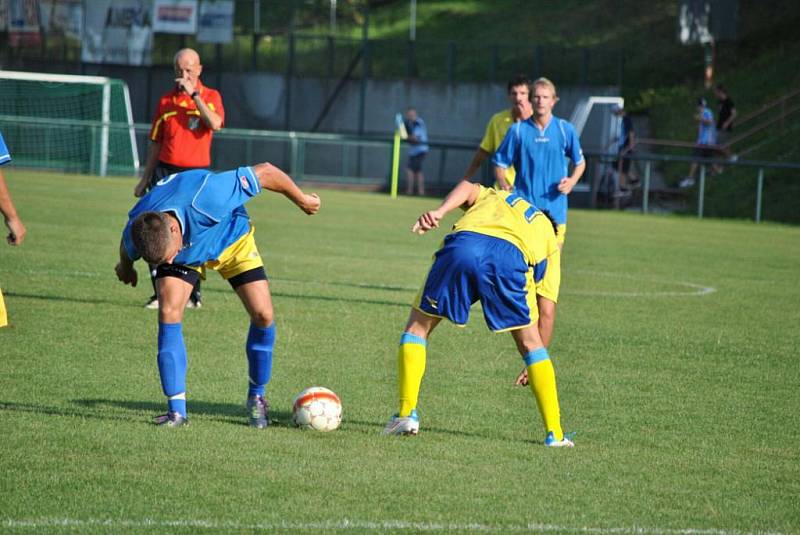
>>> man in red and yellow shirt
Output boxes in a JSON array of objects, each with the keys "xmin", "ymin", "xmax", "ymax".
[{"xmin": 134, "ymin": 48, "xmax": 225, "ymax": 309}]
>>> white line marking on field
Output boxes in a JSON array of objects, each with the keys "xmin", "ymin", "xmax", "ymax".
[
  {"xmin": 0, "ymin": 518, "xmax": 784, "ymax": 534},
  {"xmin": 276, "ymin": 273, "xmax": 716, "ymax": 299},
  {"xmin": 565, "ymin": 270, "xmax": 716, "ymax": 298}
]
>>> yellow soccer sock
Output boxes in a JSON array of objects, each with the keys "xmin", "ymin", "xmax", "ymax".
[
  {"xmin": 0, "ymin": 288, "xmax": 8, "ymax": 328},
  {"xmin": 523, "ymin": 347, "xmax": 563, "ymax": 440},
  {"xmin": 398, "ymin": 332, "xmax": 427, "ymax": 417}
]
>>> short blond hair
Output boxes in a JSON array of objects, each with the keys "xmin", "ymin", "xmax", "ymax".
[{"xmin": 532, "ymin": 77, "xmax": 557, "ymax": 97}]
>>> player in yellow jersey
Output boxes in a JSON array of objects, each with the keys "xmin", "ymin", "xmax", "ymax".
[
  {"xmin": 460, "ymin": 75, "xmax": 533, "ymax": 189},
  {"xmin": 382, "ymin": 180, "xmax": 574, "ymax": 447}
]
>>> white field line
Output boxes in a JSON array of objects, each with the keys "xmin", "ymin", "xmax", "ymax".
[
  {"xmin": 0, "ymin": 518, "xmax": 784, "ymax": 534},
  {"xmin": 0, "ymin": 270, "xmax": 716, "ymax": 298},
  {"xmin": 565, "ymin": 270, "xmax": 716, "ymax": 298},
  {"xmin": 275, "ymin": 275, "xmax": 717, "ymax": 299}
]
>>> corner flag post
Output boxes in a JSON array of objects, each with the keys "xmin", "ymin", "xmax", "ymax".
[{"xmin": 391, "ymin": 113, "xmax": 408, "ymax": 198}]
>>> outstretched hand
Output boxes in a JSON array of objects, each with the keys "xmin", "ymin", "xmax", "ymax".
[
  {"xmin": 299, "ymin": 193, "xmax": 321, "ymax": 215},
  {"xmin": 411, "ymin": 210, "xmax": 442, "ymax": 235}
]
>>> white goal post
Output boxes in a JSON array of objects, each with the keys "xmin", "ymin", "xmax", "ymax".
[{"xmin": 0, "ymin": 70, "xmax": 139, "ymax": 176}]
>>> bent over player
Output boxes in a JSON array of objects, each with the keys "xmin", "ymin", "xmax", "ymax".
[
  {"xmin": 383, "ymin": 180, "xmax": 573, "ymax": 447},
  {"xmin": 116, "ymin": 163, "xmax": 320, "ymax": 428}
]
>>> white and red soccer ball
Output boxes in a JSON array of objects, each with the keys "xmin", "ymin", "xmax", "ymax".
[{"xmin": 292, "ymin": 386, "xmax": 342, "ymax": 432}]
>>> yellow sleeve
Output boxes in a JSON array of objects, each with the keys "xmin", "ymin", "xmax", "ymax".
[{"xmin": 479, "ymin": 117, "xmax": 497, "ymax": 153}]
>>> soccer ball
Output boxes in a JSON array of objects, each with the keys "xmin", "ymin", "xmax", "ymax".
[{"xmin": 292, "ymin": 386, "xmax": 342, "ymax": 432}]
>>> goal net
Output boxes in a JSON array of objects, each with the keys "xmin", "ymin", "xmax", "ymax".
[{"xmin": 0, "ymin": 70, "xmax": 138, "ymax": 176}]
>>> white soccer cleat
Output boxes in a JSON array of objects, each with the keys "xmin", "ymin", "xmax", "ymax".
[
  {"xmin": 544, "ymin": 431, "xmax": 574, "ymax": 448},
  {"xmin": 382, "ymin": 409, "xmax": 420, "ymax": 436}
]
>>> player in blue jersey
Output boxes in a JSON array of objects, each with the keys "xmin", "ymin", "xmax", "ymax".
[
  {"xmin": 0, "ymin": 131, "xmax": 27, "ymax": 327},
  {"xmin": 115, "ymin": 163, "xmax": 320, "ymax": 427},
  {"xmin": 383, "ymin": 180, "xmax": 574, "ymax": 447},
  {"xmin": 492, "ymin": 77, "xmax": 585, "ymax": 387}
]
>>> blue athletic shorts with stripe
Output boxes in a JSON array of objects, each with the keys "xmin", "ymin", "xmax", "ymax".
[{"xmin": 412, "ymin": 231, "xmax": 537, "ymax": 332}]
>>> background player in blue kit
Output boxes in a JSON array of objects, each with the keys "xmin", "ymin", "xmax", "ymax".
[
  {"xmin": 383, "ymin": 180, "xmax": 573, "ymax": 447},
  {"xmin": 115, "ymin": 162, "xmax": 320, "ymax": 428},
  {"xmin": 492, "ymin": 77, "xmax": 585, "ymax": 387}
]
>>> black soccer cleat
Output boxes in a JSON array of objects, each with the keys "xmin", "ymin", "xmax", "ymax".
[
  {"xmin": 246, "ymin": 395, "xmax": 270, "ymax": 429},
  {"xmin": 153, "ymin": 411, "xmax": 189, "ymax": 428}
]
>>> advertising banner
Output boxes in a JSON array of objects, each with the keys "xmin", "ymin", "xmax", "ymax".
[
  {"xmin": 8, "ymin": 0, "xmax": 43, "ymax": 47},
  {"xmin": 197, "ymin": 0, "xmax": 234, "ymax": 44},
  {"xmin": 82, "ymin": 0, "xmax": 152, "ymax": 65},
  {"xmin": 40, "ymin": 0, "xmax": 83, "ymax": 40},
  {"xmin": 152, "ymin": 0, "xmax": 197, "ymax": 34}
]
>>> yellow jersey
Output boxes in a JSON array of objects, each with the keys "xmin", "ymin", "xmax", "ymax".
[
  {"xmin": 479, "ymin": 109, "xmax": 517, "ymax": 186},
  {"xmin": 452, "ymin": 186, "xmax": 559, "ymax": 270}
]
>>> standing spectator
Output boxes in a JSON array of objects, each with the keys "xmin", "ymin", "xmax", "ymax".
[
  {"xmin": 460, "ymin": 74, "xmax": 533, "ymax": 189},
  {"xmin": 404, "ymin": 107, "xmax": 429, "ymax": 196},
  {"xmin": 133, "ymin": 48, "xmax": 225, "ymax": 309},
  {"xmin": 611, "ymin": 103, "xmax": 636, "ymax": 193},
  {"xmin": 492, "ymin": 77, "xmax": 585, "ymax": 388},
  {"xmin": 714, "ymin": 84, "xmax": 737, "ymax": 151},
  {"xmin": 680, "ymin": 97, "xmax": 717, "ymax": 188},
  {"xmin": 611, "ymin": 104, "xmax": 639, "ymax": 191},
  {"xmin": 0, "ymin": 131, "xmax": 27, "ymax": 328}
]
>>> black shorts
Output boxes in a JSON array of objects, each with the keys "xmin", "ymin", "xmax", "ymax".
[
  {"xmin": 692, "ymin": 146, "xmax": 715, "ymax": 159},
  {"xmin": 407, "ymin": 153, "xmax": 427, "ymax": 173},
  {"xmin": 147, "ymin": 162, "xmax": 193, "ymax": 190},
  {"xmin": 155, "ymin": 264, "xmax": 267, "ymax": 289}
]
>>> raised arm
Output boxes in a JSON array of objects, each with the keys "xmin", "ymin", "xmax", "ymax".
[
  {"xmin": 411, "ymin": 180, "xmax": 480, "ymax": 235},
  {"xmin": 252, "ymin": 162, "xmax": 320, "ymax": 215}
]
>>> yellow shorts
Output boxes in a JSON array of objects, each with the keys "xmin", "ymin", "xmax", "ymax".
[
  {"xmin": 535, "ymin": 246, "xmax": 561, "ymax": 304},
  {"xmin": 556, "ymin": 224, "xmax": 567, "ymax": 246},
  {"xmin": 190, "ymin": 226, "xmax": 264, "ymax": 280}
]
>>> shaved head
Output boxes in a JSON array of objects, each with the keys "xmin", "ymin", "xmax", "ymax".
[{"xmin": 174, "ymin": 48, "xmax": 200, "ymax": 67}]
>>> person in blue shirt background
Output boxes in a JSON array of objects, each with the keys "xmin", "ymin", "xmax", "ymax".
[
  {"xmin": 115, "ymin": 162, "xmax": 320, "ymax": 428},
  {"xmin": 404, "ymin": 107, "xmax": 429, "ymax": 196},
  {"xmin": 680, "ymin": 97, "xmax": 718, "ymax": 188}
]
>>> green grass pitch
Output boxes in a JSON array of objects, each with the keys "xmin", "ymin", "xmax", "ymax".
[{"xmin": 1, "ymin": 169, "xmax": 798, "ymax": 533}]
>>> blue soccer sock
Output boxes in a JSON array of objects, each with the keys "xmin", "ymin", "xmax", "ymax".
[
  {"xmin": 246, "ymin": 323, "xmax": 276, "ymax": 397},
  {"xmin": 157, "ymin": 322, "xmax": 188, "ymax": 416}
]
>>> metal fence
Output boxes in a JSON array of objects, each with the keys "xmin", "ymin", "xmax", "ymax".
[{"xmin": 2, "ymin": 114, "xmax": 798, "ymax": 223}]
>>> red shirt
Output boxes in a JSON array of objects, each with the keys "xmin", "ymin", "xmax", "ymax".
[{"xmin": 149, "ymin": 80, "xmax": 225, "ymax": 168}]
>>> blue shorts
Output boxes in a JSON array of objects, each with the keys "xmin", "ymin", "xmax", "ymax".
[
  {"xmin": 407, "ymin": 153, "xmax": 427, "ymax": 172},
  {"xmin": 413, "ymin": 231, "xmax": 537, "ymax": 332}
]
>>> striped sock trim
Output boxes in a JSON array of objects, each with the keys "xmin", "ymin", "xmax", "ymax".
[
  {"xmin": 523, "ymin": 347, "xmax": 549, "ymax": 367},
  {"xmin": 399, "ymin": 332, "xmax": 427, "ymax": 346}
]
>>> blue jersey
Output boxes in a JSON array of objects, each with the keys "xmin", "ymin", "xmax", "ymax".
[
  {"xmin": 492, "ymin": 115, "xmax": 584, "ymax": 225},
  {"xmin": 0, "ymin": 132, "xmax": 11, "ymax": 166},
  {"xmin": 697, "ymin": 106, "xmax": 717, "ymax": 145},
  {"xmin": 122, "ymin": 166, "xmax": 262, "ymax": 266},
  {"xmin": 405, "ymin": 117, "xmax": 429, "ymax": 156}
]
